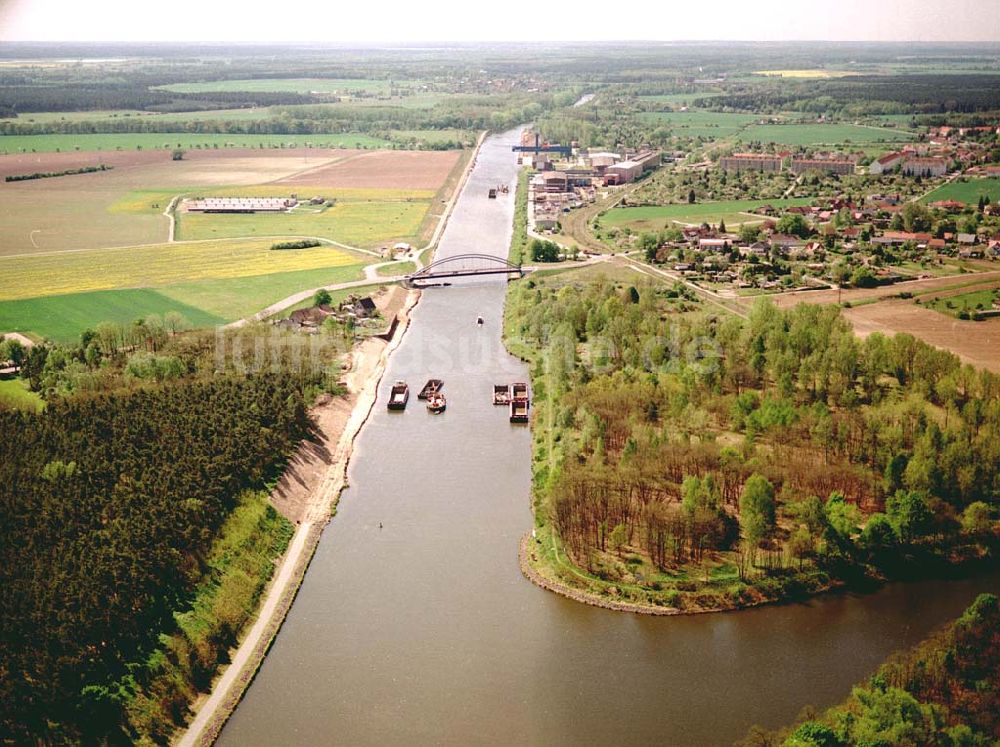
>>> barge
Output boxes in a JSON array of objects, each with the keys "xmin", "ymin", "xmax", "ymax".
[
  {"xmin": 493, "ymin": 384, "xmax": 511, "ymax": 405},
  {"xmin": 509, "ymin": 382, "xmax": 529, "ymax": 423},
  {"xmin": 387, "ymin": 381, "xmax": 409, "ymax": 410},
  {"xmin": 418, "ymin": 378, "xmax": 443, "ymax": 400}
]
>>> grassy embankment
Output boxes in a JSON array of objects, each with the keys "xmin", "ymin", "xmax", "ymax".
[{"xmin": 123, "ymin": 490, "xmax": 293, "ymax": 742}]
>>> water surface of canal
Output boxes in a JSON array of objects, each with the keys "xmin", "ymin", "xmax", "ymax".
[{"xmin": 219, "ymin": 129, "xmax": 999, "ymax": 746}]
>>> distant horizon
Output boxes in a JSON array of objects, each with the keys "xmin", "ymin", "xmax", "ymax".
[
  {"xmin": 2, "ymin": 39, "xmax": 1000, "ymax": 48},
  {"xmin": 2, "ymin": 0, "xmax": 999, "ymax": 44}
]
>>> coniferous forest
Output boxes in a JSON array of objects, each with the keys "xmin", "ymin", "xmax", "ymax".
[{"xmin": 0, "ymin": 372, "xmax": 314, "ymax": 743}]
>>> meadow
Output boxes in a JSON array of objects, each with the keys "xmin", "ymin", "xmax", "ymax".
[
  {"xmin": 921, "ymin": 178, "xmax": 1000, "ymax": 205},
  {"xmin": 0, "ymin": 132, "xmax": 393, "ymax": 155},
  {"xmin": 0, "ymin": 239, "xmax": 367, "ymax": 301},
  {"xmin": 737, "ymin": 123, "xmax": 916, "ymax": 145},
  {"xmin": 601, "ymin": 197, "xmax": 814, "ymax": 230}
]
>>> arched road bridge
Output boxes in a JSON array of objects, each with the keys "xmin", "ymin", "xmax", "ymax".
[{"xmin": 403, "ymin": 254, "xmax": 529, "ymax": 287}]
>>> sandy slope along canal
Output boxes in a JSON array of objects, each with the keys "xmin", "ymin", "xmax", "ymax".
[{"xmin": 218, "ymin": 129, "xmax": 1000, "ymax": 746}]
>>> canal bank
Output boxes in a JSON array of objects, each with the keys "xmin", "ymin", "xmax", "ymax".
[{"xmin": 216, "ymin": 128, "xmax": 999, "ymax": 746}]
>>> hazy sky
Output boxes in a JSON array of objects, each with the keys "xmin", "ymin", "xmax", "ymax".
[{"xmin": 1, "ymin": 0, "xmax": 999, "ymax": 42}]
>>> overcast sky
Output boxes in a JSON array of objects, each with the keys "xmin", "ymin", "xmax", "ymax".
[{"xmin": 1, "ymin": 0, "xmax": 999, "ymax": 43}]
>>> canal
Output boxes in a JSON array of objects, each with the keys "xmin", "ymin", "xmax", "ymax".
[{"xmin": 218, "ymin": 129, "xmax": 999, "ymax": 746}]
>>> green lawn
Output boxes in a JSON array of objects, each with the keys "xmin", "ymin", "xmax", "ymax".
[
  {"xmin": 0, "ymin": 378, "xmax": 44, "ymax": 413},
  {"xmin": 0, "ymin": 132, "xmax": 393, "ymax": 155},
  {"xmin": 737, "ymin": 123, "xmax": 916, "ymax": 146},
  {"xmin": 920, "ymin": 178, "xmax": 1000, "ymax": 205},
  {"xmin": 602, "ymin": 197, "xmax": 814, "ymax": 230},
  {"xmin": 637, "ymin": 92, "xmax": 724, "ymax": 105},
  {"xmin": 154, "ymin": 78, "xmax": 395, "ymax": 95},
  {"xmin": 0, "ymin": 289, "xmax": 225, "ymax": 344}
]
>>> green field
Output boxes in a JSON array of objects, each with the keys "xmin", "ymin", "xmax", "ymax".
[
  {"xmin": 636, "ymin": 111, "xmax": 759, "ymax": 138},
  {"xmin": 0, "ymin": 132, "xmax": 393, "ymax": 154},
  {"xmin": 921, "ymin": 178, "xmax": 1000, "ymax": 205},
  {"xmin": 0, "ymin": 239, "xmax": 366, "ymax": 301},
  {"xmin": 0, "ymin": 377, "xmax": 45, "ymax": 412},
  {"xmin": 154, "ymin": 78, "xmax": 395, "ymax": 95},
  {"xmin": 737, "ymin": 123, "xmax": 916, "ymax": 145},
  {"xmin": 637, "ymin": 92, "xmax": 724, "ymax": 105},
  {"xmin": 159, "ymin": 264, "xmax": 369, "ymax": 320},
  {"xmin": 602, "ymin": 197, "xmax": 815, "ymax": 229},
  {"xmin": 0, "ymin": 261, "xmax": 369, "ymax": 343},
  {"xmin": 925, "ymin": 286, "xmax": 1000, "ymax": 319},
  {"xmin": 0, "ymin": 289, "xmax": 225, "ymax": 343},
  {"xmin": 177, "ymin": 200, "xmax": 430, "ymax": 248}
]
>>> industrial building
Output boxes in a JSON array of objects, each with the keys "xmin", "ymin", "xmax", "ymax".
[{"xmin": 185, "ymin": 197, "xmax": 297, "ymax": 213}]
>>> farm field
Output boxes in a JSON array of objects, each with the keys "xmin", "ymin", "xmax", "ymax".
[
  {"xmin": 844, "ymin": 299, "xmax": 1000, "ymax": 374},
  {"xmin": 7, "ymin": 108, "xmax": 272, "ymax": 124},
  {"xmin": 0, "ymin": 239, "xmax": 367, "ymax": 301},
  {"xmin": 176, "ymin": 200, "xmax": 431, "ymax": 248},
  {"xmin": 602, "ymin": 197, "xmax": 814, "ymax": 229},
  {"xmin": 920, "ymin": 177, "xmax": 1000, "ymax": 205},
  {"xmin": 754, "ymin": 69, "xmax": 858, "ymax": 78},
  {"xmin": 154, "ymin": 78, "xmax": 397, "ymax": 95},
  {"xmin": 0, "ymin": 261, "xmax": 369, "ymax": 342},
  {"xmin": 275, "ymin": 148, "xmax": 463, "ymax": 190},
  {"xmin": 1, "ymin": 147, "xmax": 461, "ymax": 254},
  {"xmin": 737, "ymin": 123, "xmax": 916, "ymax": 145},
  {"xmin": 637, "ymin": 92, "xmax": 724, "ymax": 105},
  {"xmin": 0, "ymin": 288, "xmax": 224, "ymax": 343},
  {"xmin": 636, "ymin": 111, "xmax": 760, "ymax": 138},
  {"xmin": 0, "ymin": 132, "xmax": 393, "ymax": 155}
]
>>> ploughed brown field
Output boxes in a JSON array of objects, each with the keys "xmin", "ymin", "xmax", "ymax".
[
  {"xmin": 844, "ymin": 301, "xmax": 1000, "ymax": 373},
  {"xmin": 751, "ymin": 272, "xmax": 1000, "ymax": 373},
  {"xmin": 274, "ymin": 149, "xmax": 462, "ymax": 190}
]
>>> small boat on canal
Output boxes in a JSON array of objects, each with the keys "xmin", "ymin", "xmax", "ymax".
[
  {"xmin": 418, "ymin": 378, "xmax": 443, "ymax": 400},
  {"xmin": 426, "ymin": 393, "xmax": 447, "ymax": 413},
  {"xmin": 387, "ymin": 381, "xmax": 409, "ymax": 410}
]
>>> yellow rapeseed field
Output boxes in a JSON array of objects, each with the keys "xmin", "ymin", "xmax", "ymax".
[{"xmin": 0, "ymin": 239, "xmax": 365, "ymax": 301}]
